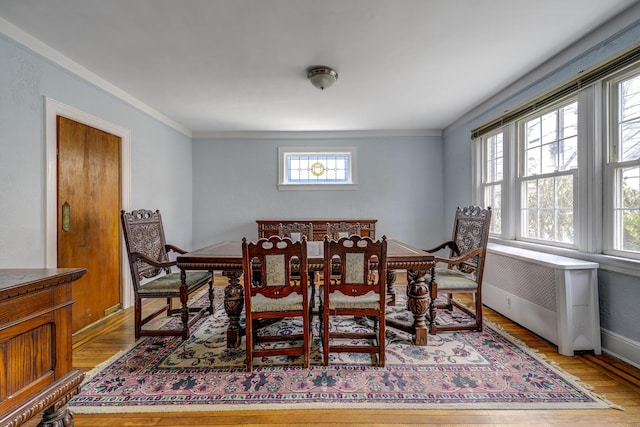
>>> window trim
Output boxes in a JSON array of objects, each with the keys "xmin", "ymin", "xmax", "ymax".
[{"xmin": 278, "ymin": 146, "xmax": 358, "ymax": 191}]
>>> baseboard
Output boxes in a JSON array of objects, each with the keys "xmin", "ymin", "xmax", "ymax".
[{"xmin": 601, "ymin": 328, "xmax": 640, "ymax": 369}]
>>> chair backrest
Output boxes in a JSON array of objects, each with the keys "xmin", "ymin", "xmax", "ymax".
[
  {"xmin": 242, "ymin": 235, "xmax": 308, "ymax": 305},
  {"xmin": 278, "ymin": 222, "xmax": 313, "ymax": 242},
  {"xmin": 326, "ymin": 221, "xmax": 361, "ymax": 240},
  {"xmin": 449, "ymin": 206, "xmax": 492, "ymax": 276},
  {"xmin": 121, "ymin": 209, "xmax": 171, "ymax": 288},
  {"xmin": 323, "ymin": 235, "xmax": 387, "ymax": 297}
]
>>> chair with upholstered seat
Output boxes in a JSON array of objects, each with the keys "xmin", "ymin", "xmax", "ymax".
[
  {"xmin": 242, "ymin": 235, "xmax": 311, "ymax": 371},
  {"xmin": 321, "ymin": 235, "xmax": 387, "ymax": 367},
  {"xmin": 278, "ymin": 222, "xmax": 313, "ymax": 242},
  {"xmin": 326, "ymin": 221, "xmax": 361, "ymax": 240},
  {"xmin": 324, "ymin": 222, "xmax": 363, "ymax": 284},
  {"xmin": 278, "ymin": 222, "xmax": 316, "ymax": 306},
  {"xmin": 424, "ymin": 205, "xmax": 491, "ymax": 332},
  {"xmin": 120, "ymin": 209, "xmax": 214, "ymax": 341}
]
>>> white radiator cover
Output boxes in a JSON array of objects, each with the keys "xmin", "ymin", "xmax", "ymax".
[{"xmin": 483, "ymin": 243, "xmax": 601, "ymax": 356}]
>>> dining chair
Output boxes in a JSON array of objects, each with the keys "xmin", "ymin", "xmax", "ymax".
[
  {"xmin": 326, "ymin": 221, "xmax": 362, "ymax": 240},
  {"xmin": 242, "ymin": 235, "xmax": 311, "ymax": 371},
  {"xmin": 321, "ymin": 235, "xmax": 387, "ymax": 367},
  {"xmin": 278, "ymin": 222, "xmax": 313, "ymax": 242},
  {"xmin": 424, "ymin": 205, "xmax": 492, "ymax": 332},
  {"xmin": 278, "ymin": 222, "xmax": 317, "ymax": 308},
  {"xmin": 120, "ymin": 209, "xmax": 214, "ymax": 341},
  {"xmin": 323, "ymin": 222, "xmax": 363, "ymax": 285}
]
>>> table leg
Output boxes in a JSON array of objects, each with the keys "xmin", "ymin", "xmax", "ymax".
[
  {"xmin": 386, "ymin": 269, "xmax": 397, "ymax": 306},
  {"xmin": 406, "ymin": 269, "xmax": 432, "ymax": 346},
  {"xmin": 223, "ymin": 270, "xmax": 243, "ymax": 348}
]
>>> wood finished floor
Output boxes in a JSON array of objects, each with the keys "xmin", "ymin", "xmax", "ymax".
[{"xmin": 27, "ymin": 274, "xmax": 640, "ymax": 426}]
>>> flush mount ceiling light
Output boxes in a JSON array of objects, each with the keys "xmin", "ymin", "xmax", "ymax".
[{"xmin": 307, "ymin": 66, "xmax": 338, "ymax": 90}]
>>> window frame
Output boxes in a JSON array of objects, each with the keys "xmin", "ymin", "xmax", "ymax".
[
  {"xmin": 278, "ymin": 146, "xmax": 358, "ymax": 191},
  {"xmin": 472, "ymin": 53, "xmax": 640, "ymax": 274},
  {"xmin": 604, "ymin": 66, "xmax": 640, "ymax": 260},
  {"xmin": 479, "ymin": 130, "xmax": 504, "ymax": 236},
  {"xmin": 515, "ymin": 97, "xmax": 579, "ymax": 249}
]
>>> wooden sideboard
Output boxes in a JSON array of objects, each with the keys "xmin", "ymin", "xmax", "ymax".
[
  {"xmin": 0, "ymin": 268, "xmax": 86, "ymax": 427},
  {"xmin": 256, "ymin": 218, "xmax": 377, "ymax": 241}
]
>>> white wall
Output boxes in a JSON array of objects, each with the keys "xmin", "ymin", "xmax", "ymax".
[{"xmin": 192, "ymin": 136, "xmax": 444, "ymax": 249}]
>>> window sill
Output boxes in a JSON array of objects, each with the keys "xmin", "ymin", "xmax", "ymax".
[
  {"xmin": 277, "ymin": 184, "xmax": 358, "ymax": 191},
  {"xmin": 489, "ymin": 237, "xmax": 640, "ymax": 277}
]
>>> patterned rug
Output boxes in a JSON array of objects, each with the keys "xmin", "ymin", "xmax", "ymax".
[{"xmin": 69, "ymin": 287, "xmax": 615, "ymax": 412}]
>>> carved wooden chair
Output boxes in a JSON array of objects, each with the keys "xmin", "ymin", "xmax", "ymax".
[
  {"xmin": 120, "ymin": 209, "xmax": 214, "ymax": 340},
  {"xmin": 424, "ymin": 206, "xmax": 492, "ymax": 332},
  {"xmin": 326, "ymin": 221, "xmax": 362, "ymax": 240},
  {"xmin": 324, "ymin": 222, "xmax": 363, "ymax": 285},
  {"xmin": 242, "ymin": 236, "xmax": 311, "ymax": 371},
  {"xmin": 320, "ymin": 235, "xmax": 387, "ymax": 367},
  {"xmin": 278, "ymin": 222, "xmax": 313, "ymax": 241},
  {"xmin": 278, "ymin": 222, "xmax": 317, "ymax": 306}
]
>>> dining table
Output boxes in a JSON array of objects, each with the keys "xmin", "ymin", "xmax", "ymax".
[{"xmin": 176, "ymin": 239, "xmax": 436, "ymax": 347}]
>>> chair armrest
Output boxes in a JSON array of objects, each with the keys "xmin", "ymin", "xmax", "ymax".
[
  {"xmin": 165, "ymin": 244, "xmax": 187, "ymax": 254},
  {"xmin": 424, "ymin": 240, "xmax": 457, "ymax": 254},
  {"xmin": 131, "ymin": 251, "xmax": 176, "ymax": 268},
  {"xmin": 434, "ymin": 247, "xmax": 483, "ymax": 271}
]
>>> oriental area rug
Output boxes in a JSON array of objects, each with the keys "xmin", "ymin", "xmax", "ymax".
[{"xmin": 69, "ymin": 287, "xmax": 616, "ymax": 413}]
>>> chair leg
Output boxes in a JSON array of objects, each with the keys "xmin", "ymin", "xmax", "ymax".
[
  {"xmin": 134, "ymin": 298, "xmax": 142, "ymax": 340},
  {"xmin": 303, "ymin": 311, "xmax": 311, "ymax": 369},
  {"xmin": 475, "ymin": 294, "xmax": 483, "ymax": 332},
  {"xmin": 207, "ymin": 279, "xmax": 214, "ymax": 315},
  {"xmin": 245, "ymin": 317, "xmax": 253, "ymax": 372},
  {"xmin": 445, "ymin": 293, "xmax": 454, "ymax": 311},
  {"xmin": 378, "ymin": 312, "xmax": 385, "ymax": 367},
  {"xmin": 322, "ymin": 308, "xmax": 330, "ymax": 366},
  {"xmin": 180, "ymin": 293, "xmax": 189, "ymax": 341}
]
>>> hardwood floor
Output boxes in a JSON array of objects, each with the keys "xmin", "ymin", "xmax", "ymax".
[{"xmin": 27, "ymin": 274, "xmax": 640, "ymax": 426}]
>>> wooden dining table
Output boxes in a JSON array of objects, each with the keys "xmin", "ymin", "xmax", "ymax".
[{"xmin": 177, "ymin": 239, "xmax": 436, "ymax": 347}]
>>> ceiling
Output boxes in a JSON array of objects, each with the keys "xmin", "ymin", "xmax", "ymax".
[{"xmin": 0, "ymin": 0, "xmax": 637, "ymax": 136}]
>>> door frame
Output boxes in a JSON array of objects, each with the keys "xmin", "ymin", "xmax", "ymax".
[{"xmin": 44, "ymin": 97, "xmax": 134, "ymax": 309}]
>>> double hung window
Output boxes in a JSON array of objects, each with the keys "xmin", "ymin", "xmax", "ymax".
[
  {"xmin": 608, "ymin": 70, "xmax": 640, "ymax": 255},
  {"xmin": 474, "ymin": 49, "xmax": 640, "ymax": 260}
]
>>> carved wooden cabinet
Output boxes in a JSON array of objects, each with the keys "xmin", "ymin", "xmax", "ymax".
[
  {"xmin": 256, "ymin": 218, "xmax": 377, "ymax": 241},
  {"xmin": 0, "ymin": 268, "xmax": 86, "ymax": 427}
]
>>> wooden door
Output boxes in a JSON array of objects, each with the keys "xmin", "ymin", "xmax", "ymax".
[{"xmin": 57, "ymin": 116, "xmax": 121, "ymax": 333}]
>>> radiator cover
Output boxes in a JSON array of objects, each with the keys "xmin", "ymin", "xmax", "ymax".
[{"xmin": 483, "ymin": 243, "xmax": 601, "ymax": 356}]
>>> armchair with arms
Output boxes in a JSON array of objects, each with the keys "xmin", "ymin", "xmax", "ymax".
[
  {"xmin": 424, "ymin": 206, "xmax": 491, "ymax": 332},
  {"xmin": 120, "ymin": 209, "xmax": 214, "ymax": 341}
]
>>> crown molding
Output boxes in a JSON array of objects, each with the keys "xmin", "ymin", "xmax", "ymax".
[
  {"xmin": 192, "ymin": 129, "xmax": 442, "ymax": 140},
  {"xmin": 0, "ymin": 17, "xmax": 192, "ymax": 138}
]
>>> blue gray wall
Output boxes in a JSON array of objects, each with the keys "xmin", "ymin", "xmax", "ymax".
[
  {"xmin": 0, "ymin": 33, "xmax": 195, "ymax": 267},
  {"xmin": 1, "ymin": 4, "xmax": 639, "ymax": 364},
  {"xmin": 192, "ymin": 136, "xmax": 443, "ymax": 249}
]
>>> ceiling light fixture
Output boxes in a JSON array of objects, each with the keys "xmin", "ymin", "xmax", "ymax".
[{"xmin": 307, "ymin": 66, "xmax": 338, "ymax": 90}]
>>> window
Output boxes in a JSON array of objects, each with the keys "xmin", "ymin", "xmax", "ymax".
[
  {"xmin": 278, "ymin": 147, "xmax": 357, "ymax": 190},
  {"xmin": 472, "ymin": 48, "xmax": 640, "ymax": 266},
  {"xmin": 481, "ymin": 132, "xmax": 503, "ymax": 235},
  {"xmin": 608, "ymin": 69, "xmax": 640, "ymax": 255},
  {"xmin": 518, "ymin": 101, "xmax": 578, "ymax": 245}
]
